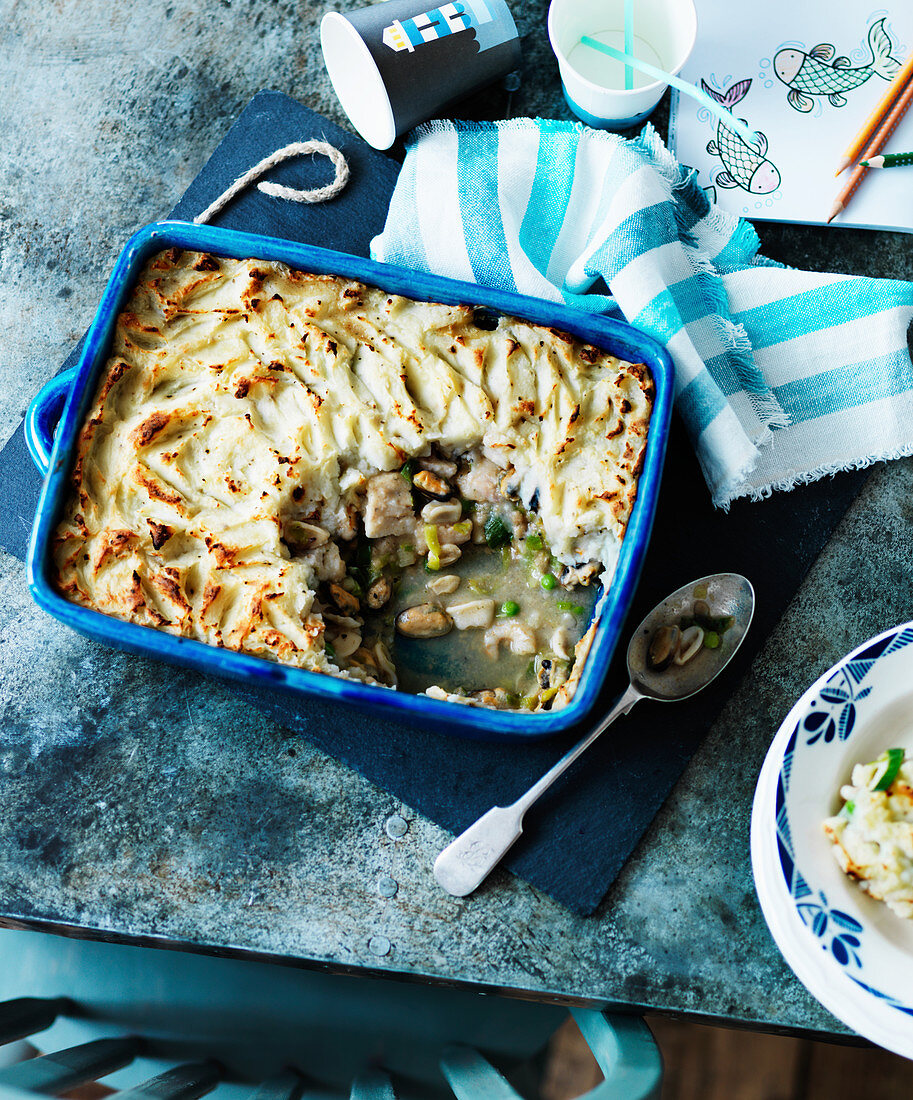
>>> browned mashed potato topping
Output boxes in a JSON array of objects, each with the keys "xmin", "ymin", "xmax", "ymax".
[{"xmin": 52, "ymin": 249, "xmax": 653, "ymax": 709}]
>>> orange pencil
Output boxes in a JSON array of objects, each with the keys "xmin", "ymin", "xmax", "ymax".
[
  {"xmin": 827, "ymin": 77, "xmax": 913, "ymax": 223},
  {"xmin": 835, "ymin": 53, "xmax": 913, "ymax": 175}
]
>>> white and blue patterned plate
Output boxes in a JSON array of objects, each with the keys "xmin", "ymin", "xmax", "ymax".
[{"xmin": 751, "ymin": 623, "xmax": 913, "ymax": 1059}]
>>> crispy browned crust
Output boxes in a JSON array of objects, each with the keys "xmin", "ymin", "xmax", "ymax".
[{"xmin": 52, "ymin": 249, "xmax": 653, "ymax": 688}]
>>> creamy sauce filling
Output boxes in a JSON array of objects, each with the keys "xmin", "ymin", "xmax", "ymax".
[
  {"xmin": 52, "ymin": 250, "xmax": 653, "ymax": 710},
  {"xmin": 392, "ymin": 542, "xmax": 600, "ymax": 704}
]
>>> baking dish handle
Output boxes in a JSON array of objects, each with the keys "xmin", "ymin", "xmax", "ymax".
[{"xmin": 26, "ymin": 366, "xmax": 78, "ymax": 476}]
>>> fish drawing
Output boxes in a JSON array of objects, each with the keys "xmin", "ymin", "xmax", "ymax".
[
  {"xmin": 700, "ymin": 78, "xmax": 781, "ymax": 194},
  {"xmin": 774, "ymin": 18, "xmax": 901, "ymax": 112}
]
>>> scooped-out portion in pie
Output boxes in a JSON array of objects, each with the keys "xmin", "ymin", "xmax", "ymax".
[{"xmin": 52, "ymin": 249, "xmax": 654, "ymax": 710}]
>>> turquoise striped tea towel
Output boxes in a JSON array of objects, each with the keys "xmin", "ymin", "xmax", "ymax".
[{"xmin": 370, "ymin": 119, "xmax": 913, "ymax": 508}]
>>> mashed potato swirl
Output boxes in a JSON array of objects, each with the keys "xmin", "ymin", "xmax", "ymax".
[{"xmin": 51, "ymin": 249, "xmax": 653, "ymax": 695}]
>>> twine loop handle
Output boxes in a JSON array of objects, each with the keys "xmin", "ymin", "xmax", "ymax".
[{"xmin": 193, "ymin": 140, "xmax": 350, "ymax": 225}]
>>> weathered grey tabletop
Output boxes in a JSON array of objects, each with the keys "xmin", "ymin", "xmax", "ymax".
[{"xmin": 3, "ymin": 0, "xmax": 913, "ymax": 1042}]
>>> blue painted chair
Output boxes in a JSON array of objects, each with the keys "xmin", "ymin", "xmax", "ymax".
[{"xmin": 0, "ymin": 929, "xmax": 662, "ymax": 1100}]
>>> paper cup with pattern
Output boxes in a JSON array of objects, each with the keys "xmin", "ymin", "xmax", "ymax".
[
  {"xmin": 321, "ymin": 0, "xmax": 521, "ymax": 150},
  {"xmin": 548, "ymin": 0, "xmax": 696, "ymax": 129}
]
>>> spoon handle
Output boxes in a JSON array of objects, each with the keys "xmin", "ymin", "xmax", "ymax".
[
  {"xmin": 516, "ymin": 682, "xmax": 642, "ymax": 812},
  {"xmin": 432, "ymin": 804, "xmax": 527, "ymax": 897},
  {"xmin": 433, "ymin": 683, "xmax": 642, "ymax": 897}
]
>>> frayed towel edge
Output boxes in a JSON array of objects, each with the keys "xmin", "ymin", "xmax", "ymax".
[{"xmin": 715, "ymin": 446, "xmax": 908, "ymax": 510}]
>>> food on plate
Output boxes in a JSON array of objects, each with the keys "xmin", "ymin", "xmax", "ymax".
[
  {"xmin": 823, "ymin": 749, "xmax": 913, "ymax": 918},
  {"xmin": 51, "ymin": 248, "xmax": 654, "ymax": 709}
]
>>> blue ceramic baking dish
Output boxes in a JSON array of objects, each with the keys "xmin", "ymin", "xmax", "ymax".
[{"xmin": 26, "ymin": 220, "xmax": 673, "ymax": 741}]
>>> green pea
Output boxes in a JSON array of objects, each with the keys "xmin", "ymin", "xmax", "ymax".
[
  {"xmin": 704, "ymin": 630, "xmax": 721, "ymax": 649},
  {"xmin": 500, "ymin": 600, "xmax": 520, "ymax": 617},
  {"xmin": 540, "ymin": 572, "xmax": 557, "ymax": 591},
  {"xmin": 525, "ymin": 534, "xmax": 543, "ymax": 551}
]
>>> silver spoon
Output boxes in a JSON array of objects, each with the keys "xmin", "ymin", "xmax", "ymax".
[{"xmin": 433, "ymin": 572, "xmax": 755, "ymax": 897}]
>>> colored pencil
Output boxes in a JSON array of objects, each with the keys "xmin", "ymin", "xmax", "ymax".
[
  {"xmin": 835, "ymin": 52, "xmax": 913, "ymax": 175},
  {"xmin": 827, "ymin": 77, "xmax": 913, "ymax": 223},
  {"xmin": 861, "ymin": 150, "xmax": 913, "ymax": 168}
]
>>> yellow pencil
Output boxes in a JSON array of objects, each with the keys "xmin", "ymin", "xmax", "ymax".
[{"xmin": 835, "ymin": 52, "xmax": 913, "ymax": 175}]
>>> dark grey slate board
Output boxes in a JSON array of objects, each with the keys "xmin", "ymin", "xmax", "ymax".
[{"xmin": 0, "ymin": 89, "xmax": 871, "ymax": 914}]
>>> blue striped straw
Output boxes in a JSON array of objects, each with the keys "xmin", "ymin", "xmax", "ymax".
[
  {"xmin": 624, "ymin": 0, "xmax": 634, "ymax": 90},
  {"xmin": 579, "ymin": 35, "xmax": 759, "ymax": 144}
]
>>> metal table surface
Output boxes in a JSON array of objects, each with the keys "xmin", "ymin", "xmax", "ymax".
[{"xmin": 3, "ymin": 0, "xmax": 913, "ymax": 1042}]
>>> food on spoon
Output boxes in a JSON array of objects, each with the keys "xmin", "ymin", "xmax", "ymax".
[
  {"xmin": 51, "ymin": 248, "xmax": 654, "ymax": 709},
  {"xmin": 647, "ymin": 624, "xmax": 680, "ymax": 671},
  {"xmin": 646, "ymin": 592, "xmax": 735, "ymax": 671},
  {"xmin": 823, "ymin": 749, "xmax": 913, "ymax": 918},
  {"xmin": 674, "ymin": 624, "xmax": 704, "ymax": 665}
]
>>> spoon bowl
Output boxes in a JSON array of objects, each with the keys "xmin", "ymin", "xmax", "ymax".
[
  {"xmin": 433, "ymin": 572, "xmax": 756, "ymax": 897},
  {"xmin": 628, "ymin": 572, "xmax": 755, "ymax": 701}
]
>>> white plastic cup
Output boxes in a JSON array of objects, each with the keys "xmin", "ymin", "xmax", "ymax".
[
  {"xmin": 548, "ymin": 0, "xmax": 697, "ymax": 129},
  {"xmin": 322, "ymin": 0, "xmax": 521, "ymax": 150}
]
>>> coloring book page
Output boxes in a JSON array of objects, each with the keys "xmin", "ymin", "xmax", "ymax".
[{"xmin": 669, "ymin": 3, "xmax": 913, "ymax": 231}]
